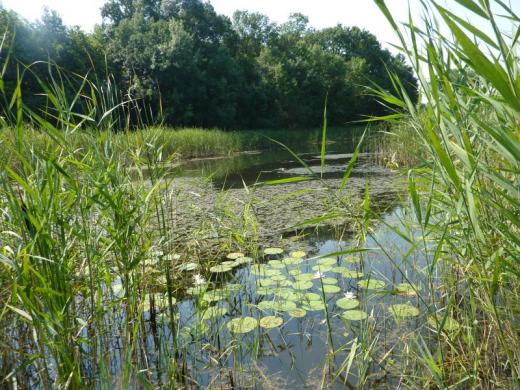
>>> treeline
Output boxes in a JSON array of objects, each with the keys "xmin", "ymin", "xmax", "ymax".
[{"xmin": 0, "ymin": 0, "xmax": 418, "ymax": 129}]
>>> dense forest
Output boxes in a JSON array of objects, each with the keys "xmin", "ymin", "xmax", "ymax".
[{"xmin": 0, "ymin": 0, "xmax": 417, "ymax": 129}]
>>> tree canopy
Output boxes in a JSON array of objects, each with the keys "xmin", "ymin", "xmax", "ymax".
[{"xmin": 0, "ymin": 0, "xmax": 418, "ymax": 129}]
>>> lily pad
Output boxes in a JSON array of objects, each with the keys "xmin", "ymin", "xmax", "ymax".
[
  {"xmin": 303, "ymin": 292, "xmax": 321, "ymax": 301},
  {"xmin": 259, "ymin": 316, "xmax": 283, "ymax": 329},
  {"xmin": 358, "ymin": 279, "xmax": 386, "ymax": 290},
  {"xmin": 273, "ymin": 301, "xmax": 297, "ymax": 312},
  {"xmin": 289, "ymin": 269, "xmax": 303, "ymax": 276},
  {"xmin": 233, "ymin": 256, "xmax": 253, "ymax": 266},
  {"xmin": 341, "ymin": 310, "xmax": 368, "ymax": 321},
  {"xmin": 257, "ymin": 301, "xmax": 276, "ymax": 311},
  {"xmin": 312, "ymin": 264, "xmax": 334, "ymax": 273},
  {"xmin": 290, "ymin": 250, "xmax": 306, "ymax": 258},
  {"xmin": 322, "ymin": 285, "xmax": 341, "ymax": 294},
  {"xmin": 267, "ymin": 260, "xmax": 285, "ymax": 269},
  {"xmin": 258, "ymin": 279, "xmax": 275, "ymax": 287},
  {"xmin": 336, "ymin": 298, "xmax": 360, "ymax": 310},
  {"xmin": 317, "ymin": 257, "xmax": 337, "ymax": 266},
  {"xmin": 202, "ymin": 290, "xmax": 228, "ymax": 302},
  {"xmin": 227, "ymin": 252, "xmax": 245, "ymax": 260},
  {"xmin": 340, "ymin": 270, "xmax": 363, "ymax": 278},
  {"xmin": 202, "ymin": 306, "xmax": 228, "ymax": 320},
  {"xmin": 210, "ymin": 265, "xmax": 233, "ymax": 273},
  {"xmin": 256, "ymin": 287, "xmax": 272, "ymax": 296},
  {"xmin": 389, "ymin": 304, "xmax": 419, "ymax": 318},
  {"xmin": 427, "ymin": 315, "xmax": 461, "ymax": 332},
  {"xmin": 321, "ymin": 277, "xmax": 338, "ymax": 285},
  {"xmin": 331, "ymin": 266, "xmax": 351, "ymax": 274},
  {"xmin": 301, "ymin": 300, "xmax": 326, "ymax": 311},
  {"xmin": 344, "ymin": 256, "xmax": 361, "ymax": 264},
  {"xmin": 222, "ymin": 260, "xmax": 237, "ymax": 267},
  {"xmin": 282, "ymin": 257, "xmax": 303, "ymax": 266},
  {"xmin": 293, "ymin": 273, "xmax": 315, "ymax": 282},
  {"xmin": 271, "ymin": 274, "xmax": 287, "ymax": 282},
  {"xmin": 288, "ymin": 308, "xmax": 307, "ymax": 318},
  {"xmin": 227, "ymin": 317, "xmax": 258, "ymax": 334},
  {"xmin": 264, "ymin": 247, "xmax": 284, "ymax": 256},
  {"xmin": 396, "ymin": 283, "xmax": 419, "ymax": 296},
  {"xmin": 187, "ymin": 286, "xmax": 207, "ymax": 295},
  {"xmin": 178, "ymin": 262, "xmax": 198, "ymax": 272},
  {"xmin": 292, "ymin": 281, "xmax": 314, "ymax": 290}
]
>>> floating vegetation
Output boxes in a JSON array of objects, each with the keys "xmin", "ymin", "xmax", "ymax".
[
  {"xmin": 258, "ymin": 278, "xmax": 275, "ymax": 287},
  {"xmin": 340, "ymin": 270, "xmax": 363, "ymax": 278},
  {"xmin": 290, "ymin": 250, "xmax": 306, "ymax": 258},
  {"xmin": 227, "ymin": 317, "xmax": 258, "ymax": 334},
  {"xmin": 209, "ymin": 265, "xmax": 233, "ymax": 273},
  {"xmin": 233, "ymin": 256, "xmax": 253, "ymax": 266},
  {"xmin": 303, "ymin": 292, "xmax": 321, "ymax": 301},
  {"xmin": 344, "ymin": 256, "xmax": 361, "ymax": 263},
  {"xmin": 322, "ymin": 285, "xmax": 341, "ymax": 294},
  {"xmin": 202, "ymin": 306, "xmax": 228, "ymax": 320},
  {"xmin": 336, "ymin": 298, "xmax": 360, "ymax": 310},
  {"xmin": 273, "ymin": 301, "xmax": 297, "ymax": 312},
  {"xmin": 202, "ymin": 289, "xmax": 228, "ymax": 302},
  {"xmin": 271, "ymin": 274, "xmax": 287, "ymax": 281},
  {"xmin": 226, "ymin": 252, "xmax": 245, "ymax": 260},
  {"xmin": 282, "ymin": 257, "xmax": 303, "ymax": 266},
  {"xmin": 268, "ymin": 260, "xmax": 285, "ymax": 269},
  {"xmin": 187, "ymin": 286, "xmax": 207, "ymax": 295},
  {"xmin": 321, "ymin": 277, "xmax": 338, "ymax": 285},
  {"xmin": 178, "ymin": 262, "xmax": 198, "ymax": 272},
  {"xmin": 316, "ymin": 257, "xmax": 337, "ymax": 266},
  {"xmin": 292, "ymin": 280, "xmax": 314, "ymax": 290},
  {"xmin": 312, "ymin": 264, "xmax": 334, "ymax": 272},
  {"xmin": 293, "ymin": 273, "xmax": 314, "ymax": 282},
  {"xmin": 259, "ymin": 316, "xmax": 284, "ymax": 329},
  {"xmin": 358, "ymin": 279, "xmax": 386, "ymax": 289},
  {"xmin": 427, "ymin": 315, "xmax": 461, "ymax": 333},
  {"xmin": 396, "ymin": 283, "xmax": 419, "ymax": 296},
  {"xmin": 288, "ymin": 308, "xmax": 307, "ymax": 318},
  {"xmin": 301, "ymin": 300, "xmax": 325, "ymax": 311},
  {"xmin": 341, "ymin": 310, "xmax": 368, "ymax": 321},
  {"xmin": 257, "ymin": 301, "xmax": 276, "ymax": 311},
  {"xmin": 264, "ymin": 247, "xmax": 284, "ymax": 256},
  {"xmin": 256, "ymin": 287, "xmax": 272, "ymax": 296},
  {"xmin": 389, "ymin": 303, "xmax": 420, "ymax": 318},
  {"xmin": 222, "ymin": 260, "xmax": 237, "ymax": 267}
]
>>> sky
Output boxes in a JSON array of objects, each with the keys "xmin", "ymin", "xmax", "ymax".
[{"xmin": 0, "ymin": 0, "xmax": 518, "ymax": 51}]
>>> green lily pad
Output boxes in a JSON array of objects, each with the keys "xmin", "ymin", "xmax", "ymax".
[
  {"xmin": 303, "ymin": 292, "xmax": 321, "ymax": 301},
  {"xmin": 271, "ymin": 274, "xmax": 287, "ymax": 282},
  {"xmin": 312, "ymin": 264, "xmax": 333, "ymax": 273},
  {"xmin": 289, "ymin": 269, "xmax": 303, "ymax": 276},
  {"xmin": 256, "ymin": 286, "xmax": 272, "ymax": 295},
  {"xmin": 341, "ymin": 310, "xmax": 368, "ymax": 321},
  {"xmin": 301, "ymin": 300, "xmax": 326, "ymax": 311},
  {"xmin": 233, "ymin": 257, "xmax": 253, "ymax": 266},
  {"xmin": 331, "ymin": 266, "xmax": 351, "ymax": 274},
  {"xmin": 427, "ymin": 315, "xmax": 461, "ymax": 332},
  {"xmin": 210, "ymin": 265, "xmax": 233, "ymax": 273},
  {"xmin": 227, "ymin": 252, "xmax": 245, "ymax": 260},
  {"xmin": 358, "ymin": 279, "xmax": 386, "ymax": 290},
  {"xmin": 293, "ymin": 273, "xmax": 314, "ymax": 282},
  {"xmin": 274, "ymin": 289, "xmax": 299, "ymax": 300},
  {"xmin": 321, "ymin": 277, "xmax": 338, "ymax": 285},
  {"xmin": 396, "ymin": 283, "xmax": 419, "ymax": 296},
  {"xmin": 222, "ymin": 260, "xmax": 237, "ymax": 267},
  {"xmin": 344, "ymin": 256, "xmax": 360, "ymax": 263},
  {"xmin": 322, "ymin": 285, "xmax": 341, "ymax": 294},
  {"xmin": 268, "ymin": 260, "xmax": 285, "ymax": 269},
  {"xmin": 227, "ymin": 317, "xmax": 258, "ymax": 334},
  {"xmin": 290, "ymin": 250, "xmax": 306, "ymax": 258},
  {"xmin": 187, "ymin": 286, "xmax": 207, "ymax": 295},
  {"xmin": 202, "ymin": 290, "xmax": 228, "ymax": 302},
  {"xmin": 292, "ymin": 281, "xmax": 314, "ymax": 290},
  {"xmin": 264, "ymin": 247, "xmax": 284, "ymax": 256},
  {"xmin": 178, "ymin": 262, "xmax": 198, "ymax": 272},
  {"xmin": 288, "ymin": 308, "xmax": 307, "ymax": 318},
  {"xmin": 317, "ymin": 257, "xmax": 337, "ymax": 266},
  {"xmin": 273, "ymin": 301, "xmax": 297, "ymax": 312},
  {"xmin": 389, "ymin": 304, "xmax": 420, "ymax": 318},
  {"xmin": 257, "ymin": 301, "xmax": 276, "ymax": 311},
  {"xmin": 202, "ymin": 306, "xmax": 228, "ymax": 320},
  {"xmin": 282, "ymin": 257, "xmax": 303, "ymax": 266},
  {"xmin": 259, "ymin": 316, "xmax": 283, "ymax": 329},
  {"xmin": 336, "ymin": 298, "xmax": 360, "ymax": 310},
  {"xmin": 258, "ymin": 279, "xmax": 275, "ymax": 287},
  {"xmin": 341, "ymin": 270, "xmax": 364, "ymax": 279}
]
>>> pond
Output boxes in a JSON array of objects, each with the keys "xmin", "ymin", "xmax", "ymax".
[{"xmin": 112, "ymin": 137, "xmax": 450, "ymax": 388}]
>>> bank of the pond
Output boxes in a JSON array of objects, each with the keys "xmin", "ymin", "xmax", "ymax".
[{"xmin": 0, "ymin": 126, "xmax": 367, "ymax": 167}]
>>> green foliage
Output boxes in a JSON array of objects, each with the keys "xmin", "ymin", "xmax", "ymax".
[{"xmin": 0, "ymin": 0, "xmax": 418, "ymax": 130}]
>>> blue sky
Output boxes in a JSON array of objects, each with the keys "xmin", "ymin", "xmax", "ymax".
[{"xmin": 0, "ymin": 0, "xmax": 518, "ymax": 52}]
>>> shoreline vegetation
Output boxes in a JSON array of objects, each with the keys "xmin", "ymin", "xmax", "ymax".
[{"xmin": 0, "ymin": 0, "xmax": 518, "ymax": 389}]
